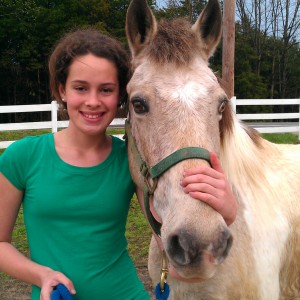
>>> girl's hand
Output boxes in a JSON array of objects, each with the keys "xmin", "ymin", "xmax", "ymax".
[
  {"xmin": 40, "ymin": 268, "xmax": 76, "ymax": 300},
  {"xmin": 180, "ymin": 152, "xmax": 237, "ymax": 225}
]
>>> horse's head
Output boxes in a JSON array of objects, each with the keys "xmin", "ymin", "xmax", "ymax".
[{"xmin": 126, "ymin": 0, "xmax": 233, "ymax": 280}]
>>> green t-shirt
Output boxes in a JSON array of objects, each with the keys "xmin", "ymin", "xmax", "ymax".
[{"xmin": 0, "ymin": 134, "xmax": 149, "ymax": 300}]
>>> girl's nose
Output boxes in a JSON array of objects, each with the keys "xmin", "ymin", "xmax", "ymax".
[{"xmin": 85, "ymin": 92, "xmax": 100, "ymax": 107}]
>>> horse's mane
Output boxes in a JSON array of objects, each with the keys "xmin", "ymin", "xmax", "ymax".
[
  {"xmin": 146, "ymin": 18, "xmax": 202, "ymax": 65},
  {"xmin": 219, "ymin": 102, "xmax": 284, "ymax": 207},
  {"xmin": 219, "ymin": 99, "xmax": 262, "ymax": 147},
  {"xmin": 217, "ymin": 75, "xmax": 262, "ymax": 150}
]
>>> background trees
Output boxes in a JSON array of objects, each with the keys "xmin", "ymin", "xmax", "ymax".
[
  {"xmin": 0, "ymin": 0, "xmax": 299, "ymax": 122},
  {"xmin": 235, "ymin": 0, "xmax": 300, "ymax": 99}
]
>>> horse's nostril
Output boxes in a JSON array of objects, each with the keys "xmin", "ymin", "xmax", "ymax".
[
  {"xmin": 167, "ymin": 228, "xmax": 233, "ymax": 267},
  {"xmin": 223, "ymin": 234, "xmax": 233, "ymax": 258},
  {"xmin": 217, "ymin": 228, "xmax": 233, "ymax": 261},
  {"xmin": 167, "ymin": 232, "xmax": 199, "ymax": 266}
]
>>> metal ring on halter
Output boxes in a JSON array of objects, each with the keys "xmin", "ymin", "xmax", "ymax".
[{"xmin": 160, "ymin": 250, "xmax": 169, "ymax": 292}]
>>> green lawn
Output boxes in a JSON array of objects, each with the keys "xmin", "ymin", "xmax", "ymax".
[{"xmin": 262, "ymin": 133, "xmax": 299, "ymax": 144}]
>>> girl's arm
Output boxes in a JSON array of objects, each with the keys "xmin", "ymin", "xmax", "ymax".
[{"xmin": 0, "ymin": 173, "xmax": 76, "ymax": 300}]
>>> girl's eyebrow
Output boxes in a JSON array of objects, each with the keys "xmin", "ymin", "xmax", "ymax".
[
  {"xmin": 71, "ymin": 80, "xmax": 118, "ymax": 86},
  {"xmin": 71, "ymin": 80, "xmax": 87, "ymax": 83}
]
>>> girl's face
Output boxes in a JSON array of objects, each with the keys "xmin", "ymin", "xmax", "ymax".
[{"xmin": 59, "ymin": 54, "xmax": 119, "ymax": 137}]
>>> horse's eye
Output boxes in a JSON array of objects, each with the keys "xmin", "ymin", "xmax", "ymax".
[
  {"xmin": 131, "ymin": 98, "xmax": 149, "ymax": 114},
  {"xmin": 219, "ymin": 99, "xmax": 228, "ymax": 113}
]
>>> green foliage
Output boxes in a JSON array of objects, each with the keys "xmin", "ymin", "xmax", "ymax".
[
  {"xmin": 0, "ymin": 0, "xmax": 299, "ymax": 116},
  {"xmin": 0, "ymin": 0, "xmax": 130, "ymax": 110},
  {"xmin": 235, "ymin": 72, "xmax": 268, "ymax": 100}
]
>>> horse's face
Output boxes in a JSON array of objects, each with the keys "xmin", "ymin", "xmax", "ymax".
[{"xmin": 126, "ymin": 0, "xmax": 232, "ymax": 280}]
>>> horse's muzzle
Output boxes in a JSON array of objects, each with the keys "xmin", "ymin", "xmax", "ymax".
[{"xmin": 166, "ymin": 227, "xmax": 233, "ymax": 277}]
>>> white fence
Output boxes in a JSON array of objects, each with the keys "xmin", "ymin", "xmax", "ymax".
[
  {"xmin": 231, "ymin": 97, "xmax": 300, "ymax": 139},
  {"xmin": 0, "ymin": 101, "xmax": 125, "ymax": 149},
  {"xmin": 0, "ymin": 98, "xmax": 300, "ymax": 149}
]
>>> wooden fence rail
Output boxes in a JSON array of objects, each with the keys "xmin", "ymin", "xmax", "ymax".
[{"xmin": 0, "ymin": 98, "xmax": 300, "ymax": 149}]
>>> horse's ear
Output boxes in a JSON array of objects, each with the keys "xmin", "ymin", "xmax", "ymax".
[
  {"xmin": 126, "ymin": 0, "xmax": 157, "ymax": 58},
  {"xmin": 192, "ymin": 0, "xmax": 222, "ymax": 58}
]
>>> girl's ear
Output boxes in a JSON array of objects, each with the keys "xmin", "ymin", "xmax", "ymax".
[{"xmin": 58, "ymin": 83, "xmax": 66, "ymax": 100}]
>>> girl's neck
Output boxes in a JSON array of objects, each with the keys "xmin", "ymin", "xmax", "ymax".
[{"xmin": 54, "ymin": 128, "xmax": 112, "ymax": 167}]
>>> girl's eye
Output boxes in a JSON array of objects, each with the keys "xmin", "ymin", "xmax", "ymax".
[
  {"xmin": 131, "ymin": 97, "xmax": 149, "ymax": 114},
  {"xmin": 74, "ymin": 86, "xmax": 86, "ymax": 92},
  {"xmin": 102, "ymin": 87, "xmax": 113, "ymax": 94}
]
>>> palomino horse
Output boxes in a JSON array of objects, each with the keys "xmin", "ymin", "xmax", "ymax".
[{"xmin": 125, "ymin": 0, "xmax": 300, "ymax": 299}]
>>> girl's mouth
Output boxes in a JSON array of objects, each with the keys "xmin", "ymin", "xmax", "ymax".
[{"xmin": 81, "ymin": 112, "xmax": 105, "ymax": 121}]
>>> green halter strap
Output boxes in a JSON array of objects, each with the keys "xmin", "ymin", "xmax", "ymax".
[{"xmin": 125, "ymin": 120, "xmax": 211, "ymax": 237}]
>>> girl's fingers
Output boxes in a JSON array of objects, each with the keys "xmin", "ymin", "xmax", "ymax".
[
  {"xmin": 181, "ymin": 152, "xmax": 225, "ymax": 187},
  {"xmin": 210, "ymin": 151, "xmax": 224, "ymax": 173},
  {"xmin": 183, "ymin": 181, "xmax": 226, "ymax": 200},
  {"xmin": 188, "ymin": 191, "xmax": 222, "ymax": 211},
  {"xmin": 183, "ymin": 152, "xmax": 223, "ymax": 177},
  {"xmin": 40, "ymin": 272, "xmax": 76, "ymax": 300},
  {"xmin": 181, "ymin": 171, "xmax": 223, "ymax": 189}
]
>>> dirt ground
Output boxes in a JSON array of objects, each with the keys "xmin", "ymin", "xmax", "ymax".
[{"xmin": 0, "ymin": 266, "xmax": 155, "ymax": 300}]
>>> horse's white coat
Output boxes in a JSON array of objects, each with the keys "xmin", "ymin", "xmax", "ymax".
[
  {"xmin": 221, "ymin": 120, "xmax": 291, "ymax": 299},
  {"xmin": 222, "ymin": 119, "xmax": 300, "ymax": 299}
]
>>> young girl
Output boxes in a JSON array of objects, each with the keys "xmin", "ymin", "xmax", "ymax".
[{"xmin": 0, "ymin": 29, "xmax": 237, "ymax": 300}]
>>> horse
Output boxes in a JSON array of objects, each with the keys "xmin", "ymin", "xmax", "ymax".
[{"xmin": 125, "ymin": 0, "xmax": 300, "ymax": 299}]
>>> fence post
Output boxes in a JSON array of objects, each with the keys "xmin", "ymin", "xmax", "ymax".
[
  {"xmin": 231, "ymin": 96, "xmax": 236, "ymax": 113},
  {"xmin": 51, "ymin": 101, "xmax": 58, "ymax": 133},
  {"xmin": 299, "ymin": 102, "xmax": 300, "ymax": 140}
]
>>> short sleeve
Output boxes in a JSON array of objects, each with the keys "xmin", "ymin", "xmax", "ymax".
[{"xmin": 0, "ymin": 139, "xmax": 29, "ymax": 190}]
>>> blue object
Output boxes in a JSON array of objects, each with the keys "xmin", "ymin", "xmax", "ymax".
[
  {"xmin": 155, "ymin": 282, "xmax": 170, "ymax": 300},
  {"xmin": 50, "ymin": 284, "xmax": 75, "ymax": 300}
]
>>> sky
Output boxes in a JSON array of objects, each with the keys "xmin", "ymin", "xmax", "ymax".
[{"xmin": 156, "ymin": 0, "xmax": 167, "ymax": 8}]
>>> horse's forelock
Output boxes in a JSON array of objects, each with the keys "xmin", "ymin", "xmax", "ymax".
[{"xmin": 146, "ymin": 18, "xmax": 202, "ymax": 65}]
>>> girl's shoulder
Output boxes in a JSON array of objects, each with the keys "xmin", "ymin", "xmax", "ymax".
[{"xmin": 1, "ymin": 133, "xmax": 53, "ymax": 158}]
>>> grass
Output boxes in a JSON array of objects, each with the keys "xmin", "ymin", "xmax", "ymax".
[
  {"xmin": 126, "ymin": 196, "xmax": 152, "ymax": 265},
  {"xmin": 262, "ymin": 133, "xmax": 299, "ymax": 144}
]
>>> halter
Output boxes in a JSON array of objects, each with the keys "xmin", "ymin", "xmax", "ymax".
[
  {"xmin": 125, "ymin": 119, "xmax": 211, "ymax": 237},
  {"xmin": 125, "ymin": 119, "xmax": 211, "ymax": 297}
]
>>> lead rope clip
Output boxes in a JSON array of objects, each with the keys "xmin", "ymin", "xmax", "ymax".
[{"xmin": 155, "ymin": 250, "xmax": 170, "ymax": 300}]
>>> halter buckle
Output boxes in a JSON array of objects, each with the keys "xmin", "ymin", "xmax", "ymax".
[{"xmin": 140, "ymin": 162, "xmax": 158, "ymax": 194}]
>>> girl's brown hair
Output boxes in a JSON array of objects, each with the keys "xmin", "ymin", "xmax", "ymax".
[{"xmin": 49, "ymin": 29, "xmax": 131, "ymax": 118}]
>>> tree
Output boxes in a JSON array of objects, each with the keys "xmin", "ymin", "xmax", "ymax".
[{"xmin": 236, "ymin": 0, "xmax": 300, "ymax": 99}]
